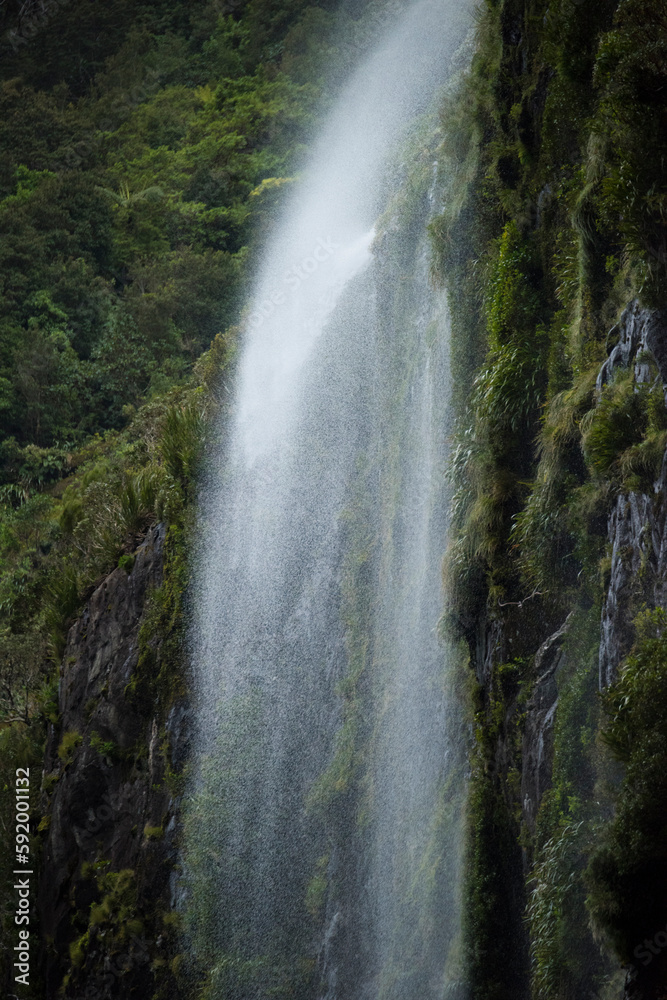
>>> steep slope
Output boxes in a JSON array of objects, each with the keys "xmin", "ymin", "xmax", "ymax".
[{"xmin": 432, "ymin": 1, "xmax": 667, "ymax": 998}]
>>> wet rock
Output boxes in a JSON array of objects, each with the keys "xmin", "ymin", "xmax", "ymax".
[
  {"xmin": 596, "ymin": 301, "xmax": 667, "ymax": 688},
  {"xmin": 521, "ymin": 615, "xmax": 572, "ymax": 834},
  {"xmin": 596, "ymin": 299, "xmax": 657, "ymax": 391},
  {"xmin": 38, "ymin": 524, "xmax": 188, "ymax": 997},
  {"xmin": 599, "ymin": 493, "xmax": 655, "ymax": 689}
]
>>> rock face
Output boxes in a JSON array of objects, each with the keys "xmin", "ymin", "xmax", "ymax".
[
  {"xmin": 599, "ymin": 307, "xmax": 667, "ymax": 1000},
  {"xmin": 39, "ymin": 524, "xmax": 189, "ymax": 998},
  {"xmin": 469, "ymin": 299, "xmax": 667, "ymax": 1000},
  {"xmin": 521, "ymin": 615, "xmax": 571, "ymax": 835},
  {"xmin": 599, "ymin": 491, "xmax": 653, "ymax": 689},
  {"xmin": 598, "ymin": 301, "xmax": 667, "ymax": 690}
]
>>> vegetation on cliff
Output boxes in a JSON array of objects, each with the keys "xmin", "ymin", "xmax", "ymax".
[
  {"xmin": 0, "ymin": 0, "xmax": 389, "ymax": 994},
  {"xmin": 2, "ymin": 0, "xmax": 667, "ymax": 996},
  {"xmin": 432, "ymin": 0, "xmax": 667, "ymax": 997}
]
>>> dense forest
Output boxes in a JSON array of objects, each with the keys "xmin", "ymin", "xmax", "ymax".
[
  {"xmin": 0, "ymin": 0, "xmax": 391, "ymax": 994},
  {"xmin": 1, "ymin": 0, "xmax": 667, "ymax": 997}
]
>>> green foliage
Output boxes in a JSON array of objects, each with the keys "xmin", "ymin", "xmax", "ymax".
[
  {"xmin": 118, "ymin": 553, "xmax": 135, "ymax": 574},
  {"xmin": 594, "ymin": 0, "xmax": 667, "ymax": 306},
  {"xmin": 143, "ymin": 824, "xmax": 164, "ymax": 840},
  {"xmin": 432, "ymin": 1, "xmax": 667, "ymax": 996},
  {"xmin": 486, "ymin": 222, "xmax": 543, "ymax": 349},
  {"xmin": 44, "ymin": 563, "xmax": 81, "ymax": 661},
  {"xmin": 88, "ymin": 867, "xmax": 138, "ymax": 930},
  {"xmin": 89, "ymin": 731, "xmax": 118, "ymax": 759},
  {"xmin": 0, "ymin": 0, "xmax": 371, "ymax": 470},
  {"xmin": 527, "ymin": 822, "xmax": 586, "ymax": 999},
  {"xmin": 526, "ymin": 607, "xmax": 610, "ymax": 1000},
  {"xmin": 160, "ymin": 399, "xmax": 205, "ymax": 498},
  {"xmin": 512, "ymin": 362, "xmax": 598, "ymax": 596},
  {"xmin": 444, "ymin": 221, "xmax": 548, "ymax": 623},
  {"xmin": 473, "ymin": 334, "xmax": 547, "ymax": 439},
  {"xmin": 58, "ymin": 729, "xmax": 83, "ymax": 763},
  {"xmin": 581, "ymin": 368, "xmax": 649, "ymax": 477},
  {"xmin": 131, "ymin": 522, "xmax": 189, "ymax": 713}
]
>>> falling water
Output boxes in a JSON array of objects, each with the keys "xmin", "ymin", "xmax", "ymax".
[{"xmin": 185, "ymin": 2, "xmax": 470, "ymax": 998}]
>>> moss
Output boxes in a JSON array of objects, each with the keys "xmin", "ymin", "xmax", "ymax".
[
  {"xmin": 42, "ymin": 770, "xmax": 59, "ymax": 794},
  {"xmin": 305, "ymin": 855, "xmax": 329, "ymax": 918},
  {"xmin": 57, "ymin": 729, "xmax": 82, "ymax": 764},
  {"xmin": 118, "ymin": 552, "xmax": 135, "ymax": 574},
  {"xmin": 83, "ymin": 697, "xmax": 98, "ymax": 721},
  {"xmin": 143, "ymin": 825, "xmax": 164, "ymax": 840},
  {"xmin": 69, "ymin": 931, "xmax": 90, "ymax": 969}
]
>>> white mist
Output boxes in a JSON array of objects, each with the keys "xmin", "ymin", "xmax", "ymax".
[{"xmin": 186, "ymin": 2, "xmax": 470, "ymax": 997}]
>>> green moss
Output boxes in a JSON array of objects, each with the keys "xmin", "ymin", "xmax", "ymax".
[
  {"xmin": 118, "ymin": 552, "xmax": 135, "ymax": 574},
  {"xmin": 69, "ymin": 931, "xmax": 90, "ymax": 969},
  {"xmin": 305, "ymin": 855, "xmax": 329, "ymax": 918},
  {"xmin": 143, "ymin": 824, "xmax": 164, "ymax": 840},
  {"xmin": 57, "ymin": 729, "xmax": 82, "ymax": 764},
  {"xmin": 42, "ymin": 770, "xmax": 59, "ymax": 794}
]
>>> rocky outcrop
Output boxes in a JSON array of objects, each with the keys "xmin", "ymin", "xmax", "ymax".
[
  {"xmin": 38, "ymin": 524, "xmax": 189, "ymax": 998},
  {"xmin": 521, "ymin": 615, "xmax": 571, "ymax": 835},
  {"xmin": 598, "ymin": 300, "xmax": 653, "ymax": 390},
  {"xmin": 587, "ymin": 300, "xmax": 667, "ymax": 1000},
  {"xmin": 472, "ymin": 299, "xmax": 667, "ymax": 1000},
  {"xmin": 599, "ymin": 491, "xmax": 653, "ymax": 688},
  {"xmin": 598, "ymin": 301, "xmax": 667, "ymax": 689}
]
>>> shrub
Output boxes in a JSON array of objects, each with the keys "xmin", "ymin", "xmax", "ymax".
[
  {"xmin": 581, "ymin": 368, "xmax": 648, "ymax": 478},
  {"xmin": 160, "ymin": 398, "xmax": 205, "ymax": 496},
  {"xmin": 486, "ymin": 222, "xmax": 542, "ymax": 349},
  {"xmin": 594, "ymin": 0, "xmax": 667, "ymax": 306}
]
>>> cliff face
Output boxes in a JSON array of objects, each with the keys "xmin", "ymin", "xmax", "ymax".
[
  {"xmin": 39, "ymin": 524, "xmax": 189, "ymax": 998},
  {"xmin": 599, "ymin": 303, "xmax": 667, "ymax": 690},
  {"xmin": 520, "ymin": 615, "xmax": 570, "ymax": 838},
  {"xmin": 471, "ymin": 300, "xmax": 667, "ymax": 1000},
  {"xmin": 520, "ymin": 299, "xmax": 667, "ymax": 825},
  {"xmin": 433, "ymin": 0, "xmax": 667, "ymax": 990}
]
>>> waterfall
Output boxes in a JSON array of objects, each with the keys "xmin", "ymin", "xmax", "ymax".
[{"xmin": 185, "ymin": 3, "xmax": 470, "ymax": 998}]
